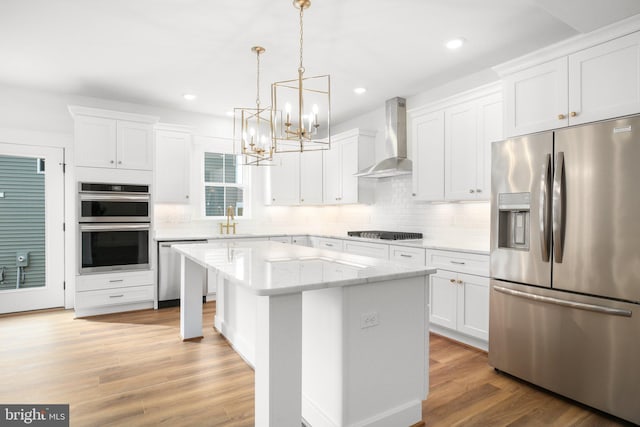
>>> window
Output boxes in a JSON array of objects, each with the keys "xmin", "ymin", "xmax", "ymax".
[{"xmin": 204, "ymin": 153, "xmax": 246, "ymax": 217}]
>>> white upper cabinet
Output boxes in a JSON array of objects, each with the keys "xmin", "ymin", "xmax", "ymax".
[
  {"xmin": 155, "ymin": 124, "xmax": 192, "ymax": 203},
  {"xmin": 73, "ymin": 115, "xmax": 118, "ymax": 169},
  {"xmin": 503, "ymin": 57, "xmax": 568, "ymax": 137},
  {"xmin": 445, "ymin": 94, "xmax": 503, "ymax": 201},
  {"xmin": 69, "ymin": 106, "xmax": 158, "ymax": 171},
  {"xmin": 476, "ymin": 93, "xmax": 504, "ymax": 196},
  {"xmin": 409, "ymin": 110, "xmax": 444, "ymax": 201},
  {"xmin": 116, "ymin": 121, "xmax": 154, "ymax": 170},
  {"xmin": 268, "ymin": 149, "xmax": 323, "ymax": 206},
  {"xmin": 409, "ymin": 84, "xmax": 502, "ymax": 202},
  {"xmin": 323, "ymin": 129, "xmax": 375, "ymax": 205},
  {"xmin": 501, "ymin": 31, "xmax": 640, "ymax": 137},
  {"xmin": 568, "ymin": 32, "xmax": 640, "ymax": 126},
  {"xmin": 322, "ymin": 142, "xmax": 342, "ymax": 203},
  {"xmin": 445, "ymin": 101, "xmax": 478, "ymax": 200},
  {"xmin": 269, "ymin": 153, "xmax": 301, "ymax": 206},
  {"xmin": 300, "ymin": 150, "xmax": 323, "ymax": 205}
]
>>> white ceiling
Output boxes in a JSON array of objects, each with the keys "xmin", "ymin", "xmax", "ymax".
[{"xmin": 1, "ymin": 0, "xmax": 640, "ymax": 124}]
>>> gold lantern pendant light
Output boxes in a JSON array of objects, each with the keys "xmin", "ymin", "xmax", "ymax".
[
  {"xmin": 272, "ymin": 0, "xmax": 331, "ymax": 153},
  {"xmin": 234, "ymin": 46, "xmax": 275, "ymax": 166}
]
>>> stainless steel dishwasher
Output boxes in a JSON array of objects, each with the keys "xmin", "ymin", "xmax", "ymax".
[{"xmin": 158, "ymin": 240, "xmax": 207, "ymax": 308}]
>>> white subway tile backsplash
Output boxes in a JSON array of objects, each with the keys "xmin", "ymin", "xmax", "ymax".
[{"xmin": 155, "ymin": 175, "xmax": 490, "ymax": 250}]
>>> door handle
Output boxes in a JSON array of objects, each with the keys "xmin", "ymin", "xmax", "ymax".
[
  {"xmin": 539, "ymin": 153, "xmax": 551, "ymax": 262},
  {"xmin": 494, "ymin": 286, "xmax": 631, "ymax": 317},
  {"xmin": 552, "ymin": 151, "xmax": 565, "ymax": 263}
]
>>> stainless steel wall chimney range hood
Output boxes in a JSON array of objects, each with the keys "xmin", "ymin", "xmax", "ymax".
[{"xmin": 354, "ymin": 97, "xmax": 412, "ymax": 178}]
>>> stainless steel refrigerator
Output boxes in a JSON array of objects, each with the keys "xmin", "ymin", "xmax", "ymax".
[{"xmin": 490, "ymin": 115, "xmax": 640, "ymax": 425}]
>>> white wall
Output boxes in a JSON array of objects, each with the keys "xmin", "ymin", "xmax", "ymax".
[{"xmin": 0, "ymin": 83, "xmax": 232, "ymax": 137}]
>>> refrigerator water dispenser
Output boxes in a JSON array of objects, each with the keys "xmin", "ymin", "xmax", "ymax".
[{"xmin": 497, "ymin": 192, "xmax": 530, "ymax": 250}]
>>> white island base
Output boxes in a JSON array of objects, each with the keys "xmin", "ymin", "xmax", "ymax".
[{"xmin": 177, "ymin": 242, "xmax": 433, "ymax": 427}]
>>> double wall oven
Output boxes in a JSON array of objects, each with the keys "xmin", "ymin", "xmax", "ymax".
[{"xmin": 78, "ymin": 183, "xmax": 151, "ymax": 274}]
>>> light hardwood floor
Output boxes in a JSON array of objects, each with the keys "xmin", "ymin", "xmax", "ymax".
[{"xmin": 0, "ymin": 303, "xmax": 631, "ymax": 426}]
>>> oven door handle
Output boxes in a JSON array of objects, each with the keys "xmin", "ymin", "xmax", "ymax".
[
  {"xmin": 79, "ymin": 223, "xmax": 150, "ymax": 232},
  {"xmin": 79, "ymin": 193, "xmax": 150, "ymax": 202}
]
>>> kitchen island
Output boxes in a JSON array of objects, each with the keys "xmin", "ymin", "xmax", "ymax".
[{"xmin": 174, "ymin": 240, "xmax": 435, "ymax": 427}]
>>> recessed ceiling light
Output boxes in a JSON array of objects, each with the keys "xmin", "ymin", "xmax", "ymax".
[
  {"xmin": 183, "ymin": 93, "xmax": 197, "ymax": 101},
  {"xmin": 445, "ymin": 38, "xmax": 465, "ymax": 50},
  {"xmin": 354, "ymin": 87, "xmax": 367, "ymax": 95}
]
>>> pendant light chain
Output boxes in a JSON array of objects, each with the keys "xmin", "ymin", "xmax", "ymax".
[
  {"xmin": 256, "ymin": 49, "xmax": 261, "ymax": 108},
  {"xmin": 299, "ymin": 5, "xmax": 305, "ymax": 73}
]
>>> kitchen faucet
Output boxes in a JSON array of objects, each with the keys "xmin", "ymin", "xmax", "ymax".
[{"xmin": 219, "ymin": 205, "xmax": 237, "ymax": 234}]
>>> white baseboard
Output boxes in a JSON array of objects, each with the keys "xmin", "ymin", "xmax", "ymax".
[
  {"xmin": 74, "ymin": 301, "xmax": 153, "ymax": 318},
  {"xmin": 430, "ymin": 324, "xmax": 488, "ymax": 351},
  {"xmin": 214, "ymin": 315, "xmax": 255, "ymax": 368}
]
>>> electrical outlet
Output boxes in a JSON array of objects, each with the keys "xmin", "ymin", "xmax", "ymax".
[{"xmin": 360, "ymin": 311, "xmax": 379, "ymax": 329}]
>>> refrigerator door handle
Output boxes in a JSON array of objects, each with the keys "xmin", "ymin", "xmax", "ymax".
[
  {"xmin": 552, "ymin": 151, "xmax": 565, "ymax": 263},
  {"xmin": 539, "ymin": 154, "xmax": 551, "ymax": 262},
  {"xmin": 493, "ymin": 286, "xmax": 632, "ymax": 317}
]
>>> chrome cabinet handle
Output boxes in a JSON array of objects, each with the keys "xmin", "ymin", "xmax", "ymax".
[
  {"xmin": 476, "ymin": 189, "xmax": 482, "ymax": 193},
  {"xmin": 469, "ymin": 189, "xmax": 475, "ymax": 194},
  {"xmin": 539, "ymin": 153, "xmax": 551, "ymax": 262},
  {"xmin": 400, "ymin": 254, "xmax": 412, "ymax": 258},
  {"xmin": 450, "ymin": 261, "xmax": 466, "ymax": 265},
  {"xmin": 109, "ymin": 279, "xmax": 124, "ymax": 283},
  {"xmin": 109, "ymin": 294, "xmax": 124, "ymax": 298},
  {"xmin": 552, "ymin": 151, "xmax": 565, "ymax": 263},
  {"xmin": 110, "ymin": 160, "xmax": 115, "ymax": 164},
  {"xmin": 118, "ymin": 160, "xmax": 122, "ymax": 164}
]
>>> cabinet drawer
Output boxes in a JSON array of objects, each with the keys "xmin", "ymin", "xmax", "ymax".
[
  {"xmin": 76, "ymin": 270, "xmax": 154, "ymax": 292},
  {"xmin": 426, "ymin": 249, "xmax": 489, "ymax": 276},
  {"xmin": 291, "ymin": 235, "xmax": 310, "ymax": 246},
  {"xmin": 389, "ymin": 245, "xmax": 426, "ymax": 266},
  {"xmin": 311, "ymin": 237, "xmax": 344, "ymax": 252},
  {"xmin": 269, "ymin": 236, "xmax": 292, "ymax": 244},
  {"xmin": 76, "ymin": 285, "xmax": 154, "ymax": 308},
  {"xmin": 343, "ymin": 241, "xmax": 389, "ymax": 259}
]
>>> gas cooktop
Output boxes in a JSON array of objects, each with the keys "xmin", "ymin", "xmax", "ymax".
[{"xmin": 347, "ymin": 231, "xmax": 423, "ymax": 241}]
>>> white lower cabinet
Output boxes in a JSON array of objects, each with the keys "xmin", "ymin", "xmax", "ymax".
[
  {"xmin": 291, "ymin": 235, "xmax": 311, "ymax": 246},
  {"xmin": 343, "ymin": 240, "xmax": 389, "ymax": 259},
  {"xmin": 426, "ymin": 249, "xmax": 489, "ymax": 350},
  {"xmin": 269, "ymin": 235, "xmax": 292, "ymax": 244},
  {"xmin": 389, "ymin": 245, "xmax": 426, "ymax": 266},
  {"xmin": 310, "ymin": 236, "xmax": 344, "ymax": 252},
  {"xmin": 75, "ymin": 270, "xmax": 155, "ymax": 317}
]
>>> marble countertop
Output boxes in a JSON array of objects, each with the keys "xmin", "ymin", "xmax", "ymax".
[
  {"xmin": 155, "ymin": 229, "xmax": 489, "ymax": 255},
  {"xmin": 173, "ymin": 240, "xmax": 436, "ymax": 296}
]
